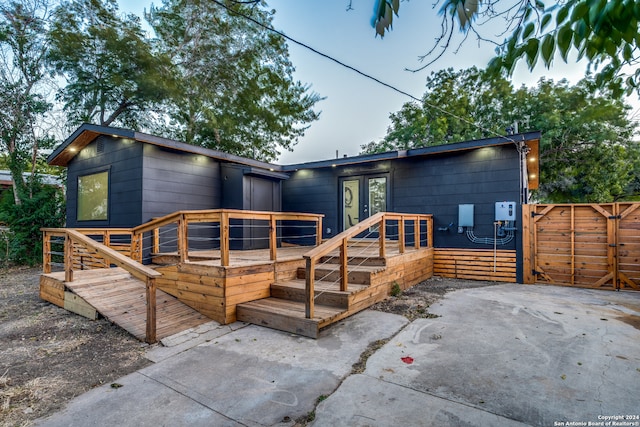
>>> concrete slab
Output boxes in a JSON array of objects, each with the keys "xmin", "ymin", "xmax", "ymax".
[
  {"xmin": 345, "ymin": 284, "xmax": 640, "ymax": 426},
  {"xmin": 34, "ymin": 371, "xmax": 242, "ymax": 427},
  {"xmin": 146, "ymin": 321, "xmax": 249, "ymax": 363},
  {"xmin": 312, "ymin": 374, "xmax": 529, "ymax": 427},
  {"xmin": 35, "ymin": 310, "xmax": 408, "ymax": 427}
]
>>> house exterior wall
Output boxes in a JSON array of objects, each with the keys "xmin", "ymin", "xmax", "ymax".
[
  {"xmin": 66, "ymin": 135, "xmax": 144, "ymax": 228},
  {"xmin": 283, "ymin": 144, "xmax": 522, "ymax": 252},
  {"xmin": 141, "ymin": 144, "xmax": 222, "ymax": 222}
]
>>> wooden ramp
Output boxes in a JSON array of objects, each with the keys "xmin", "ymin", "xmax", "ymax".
[{"xmin": 41, "ymin": 268, "xmax": 210, "ymax": 341}]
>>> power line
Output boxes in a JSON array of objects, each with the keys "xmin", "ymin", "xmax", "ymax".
[{"xmin": 213, "ymin": 0, "xmax": 520, "ymax": 146}]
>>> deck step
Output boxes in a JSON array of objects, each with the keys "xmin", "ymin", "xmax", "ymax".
[
  {"xmin": 319, "ymin": 255, "xmax": 387, "ymax": 267},
  {"xmin": 271, "ymin": 279, "xmax": 367, "ymax": 309},
  {"xmin": 297, "ymin": 264, "xmax": 383, "ymax": 285},
  {"xmin": 236, "ymin": 298, "xmax": 345, "ymax": 338}
]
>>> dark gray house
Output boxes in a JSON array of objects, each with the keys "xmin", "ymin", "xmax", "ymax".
[{"xmin": 48, "ymin": 124, "xmax": 540, "ymax": 280}]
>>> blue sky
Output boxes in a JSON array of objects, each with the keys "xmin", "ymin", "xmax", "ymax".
[{"xmin": 120, "ymin": 0, "xmax": 591, "ymax": 164}]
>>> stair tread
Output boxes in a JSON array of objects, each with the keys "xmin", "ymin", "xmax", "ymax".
[
  {"xmin": 273, "ymin": 279, "xmax": 368, "ymax": 294},
  {"xmin": 312, "ymin": 264, "xmax": 384, "ymax": 272},
  {"xmin": 238, "ymin": 297, "xmax": 344, "ymax": 320}
]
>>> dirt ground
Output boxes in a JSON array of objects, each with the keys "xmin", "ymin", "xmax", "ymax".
[
  {"xmin": 0, "ymin": 267, "xmax": 151, "ymax": 427},
  {"xmin": 0, "ymin": 266, "xmax": 498, "ymax": 427}
]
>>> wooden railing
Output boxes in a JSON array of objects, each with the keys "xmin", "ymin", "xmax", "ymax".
[
  {"xmin": 41, "ymin": 229, "xmax": 162, "ymax": 343},
  {"xmin": 132, "ymin": 209, "xmax": 324, "ymax": 266},
  {"xmin": 302, "ymin": 212, "xmax": 433, "ymax": 319}
]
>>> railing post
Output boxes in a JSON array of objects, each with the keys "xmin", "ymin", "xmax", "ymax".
[
  {"xmin": 413, "ymin": 217, "xmax": 420, "ymax": 249},
  {"xmin": 399, "ymin": 217, "xmax": 405, "ymax": 253},
  {"xmin": 379, "ymin": 215, "xmax": 386, "ymax": 258},
  {"xmin": 305, "ymin": 257, "xmax": 315, "ymax": 319},
  {"xmin": 316, "ymin": 218, "xmax": 322, "ymax": 246},
  {"xmin": 64, "ymin": 234, "xmax": 74, "ymax": 282},
  {"xmin": 178, "ymin": 215, "xmax": 189, "ymax": 263},
  {"xmin": 132, "ymin": 232, "xmax": 142, "ymax": 262},
  {"xmin": 428, "ymin": 217, "xmax": 433, "ymax": 248},
  {"xmin": 145, "ymin": 277, "xmax": 157, "ymax": 344},
  {"xmin": 340, "ymin": 237, "xmax": 348, "ymax": 292},
  {"xmin": 221, "ymin": 211, "xmax": 230, "ymax": 266},
  {"xmin": 153, "ymin": 228, "xmax": 160, "ymax": 254},
  {"xmin": 269, "ymin": 214, "xmax": 277, "ymax": 261},
  {"xmin": 43, "ymin": 231, "xmax": 52, "ymax": 274}
]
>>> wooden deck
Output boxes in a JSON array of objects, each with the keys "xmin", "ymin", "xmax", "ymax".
[
  {"xmin": 40, "ymin": 243, "xmax": 433, "ymax": 339},
  {"xmin": 40, "ymin": 210, "xmax": 435, "ymax": 340},
  {"xmin": 40, "ymin": 268, "xmax": 210, "ymax": 341}
]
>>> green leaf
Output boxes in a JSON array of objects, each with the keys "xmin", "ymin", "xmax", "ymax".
[
  {"xmin": 523, "ymin": 22, "xmax": 536, "ymax": 40},
  {"xmin": 541, "ymin": 33, "xmax": 555, "ymax": 66},
  {"xmin": 556, "ymin": 4, "xmax": 570, "ymax": 24},
  {"xmin": 557, "ymin": 25, "xmax": 574, "ymax": 61},
  {"xmin": 541, "ymin": 13, "xmax": 552, "ymax": 31},
  {"xmin": 623, "ymin": 43, "xmax": 633, "ymax": 61},
  {"xmin": 571, "ymin": 2, "xmax": 590, "ymax": 21},
  {"xmin": 525, "ymin": 38, "xmax": 540, "ymax": 68}
]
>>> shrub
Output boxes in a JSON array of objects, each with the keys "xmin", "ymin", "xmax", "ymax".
[{"xmin": 0, "ymin": 182, "xmax": 65, "ymax": 266}]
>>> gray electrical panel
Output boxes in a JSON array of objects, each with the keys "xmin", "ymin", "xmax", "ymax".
[
  {"xmin": 495, "ymin": 201, "xmax": 516, "ymax": 221},
  {"xmin": 458, "ymin": 204, "xmax": 474, "ymax": 227}
]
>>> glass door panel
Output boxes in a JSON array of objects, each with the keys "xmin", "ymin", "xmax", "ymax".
[{"xmin": 343, "ymin": 179, "xmax": 360, "ymax": 230}]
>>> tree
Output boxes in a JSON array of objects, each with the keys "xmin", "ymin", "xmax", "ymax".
[
  {"xmin": 371, "ymin": 0, "xmax": 640, "ymax": 96},
  {"xmin": 47, "ymin": 0, "xmax": 175, "ymax": 128},
  {"xmin": 146, "ymin": 0, "xmax": 322, "ymax": 161},
  {"xmin": 0, "ymin": 0, "xmax": 65, "ymax": 265},
  {"xmin": 0, "ymin": 0, "xmax": 54, "ymax": 204},
  {"xmin": 361, "ymin": 67, "xmax": 517, "ymax": 151},
  {"xmin": 362, "ymin": 67, "xmax": 640, "ymax": 202}
]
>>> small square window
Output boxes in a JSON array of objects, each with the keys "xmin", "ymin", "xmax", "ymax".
[{"xmin": 77, "ymin": 171, "xmax": 109, "ymax": 221}]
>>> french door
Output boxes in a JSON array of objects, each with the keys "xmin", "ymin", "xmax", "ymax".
[{"xmin": 341, "ymin": 175, "xmax": 388, "ymax": 231}]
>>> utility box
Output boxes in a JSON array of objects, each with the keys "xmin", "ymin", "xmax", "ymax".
[
  {"xmin": 495, "ymin": 201, "xmax": 516, "ymax": 221},
  {"xmin": 458, "ymin": 204, "xmax": 474, "ymax": 227}
]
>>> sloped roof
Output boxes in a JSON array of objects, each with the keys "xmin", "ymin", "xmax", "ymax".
[{"xmin": 48, "ymin": 124, "xmax": 540, "ymax": 188}]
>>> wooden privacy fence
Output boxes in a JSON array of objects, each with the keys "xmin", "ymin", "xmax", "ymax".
[{"xmin": 522, "ymin": 203, "xmax": 640, "ymax": 291}]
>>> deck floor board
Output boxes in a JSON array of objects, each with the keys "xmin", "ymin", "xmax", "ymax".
[{"xmin": 59, "ymin": 268, "xmax": 210, "ymax": 341}]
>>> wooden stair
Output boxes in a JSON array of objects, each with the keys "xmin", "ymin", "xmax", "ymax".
[
  {"xmin": 236, "ymin": 256, "xmax": 386, "ymax": 338},
  {"xmin": 41, "ymin": 268, "xmax": 210, "ymax": 341}
]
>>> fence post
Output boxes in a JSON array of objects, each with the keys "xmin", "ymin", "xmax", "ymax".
[
  {"xmin": 340, "ymin": 238, "xmax": 348, "ymax": 292},
  {"xmin": 43, "ymin": 231, "xmax": 52, "ymax": 274},
  {"xmin": 64, "ymin": 234, "xmax": 74, "ymax": 282},
  {"xmin": 221, "ymin": 211, "xmax": 230, "ymax": 266},
  {"xmin": 178, "ymin": 215, "xmax": 189, "ymax": 263},
  {"xmin": 399, "ymin": 217, "xmax": 405, "ymax": 253},
  {"xmin": 305, "ymin": 257, "xmax": 315, "ymax": 319},
  {"xmin": 269, "ymin": 214, "xmax": 277, "ymax": 261},
  {"xmin": 145, "ymin": 277, "xmax": 157, "ymax": 344},
  {"xmin": 378, "ymin": 215, "xmax": 386, "ymax": 257},
  {"xmin": 316, "ymin": 218, "xmax": 322, "ymax": 246}
]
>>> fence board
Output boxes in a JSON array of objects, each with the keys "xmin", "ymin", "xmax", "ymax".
[{"xmin": 523, "ymin": 203, "xmax": 639, "ymax": 291}]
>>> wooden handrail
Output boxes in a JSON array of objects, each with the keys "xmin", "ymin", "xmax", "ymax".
[
  {"xmin": 65, "ymin": 229, "xmax": 161, "ymax": 344},
  {"xmin": 303, "ymin": 212, "xmax": 386, "ymax": 260},
  {"xmin": 65, "ymin": 230, "xmax": 161, "ymax": 282},
  {"xmin": 302, "ymin": 212, "xmax": 432, "ymax": 320}
]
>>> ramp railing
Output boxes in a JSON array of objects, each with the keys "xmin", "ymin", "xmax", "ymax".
[{"xmin": 41, "ymin": 228, "xmax": 162, "ymax": 343}]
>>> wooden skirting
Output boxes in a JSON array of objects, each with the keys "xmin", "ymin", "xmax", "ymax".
[{"xmin": 434, "ymin": 248, "xmax": 517, "ymax": 283}]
